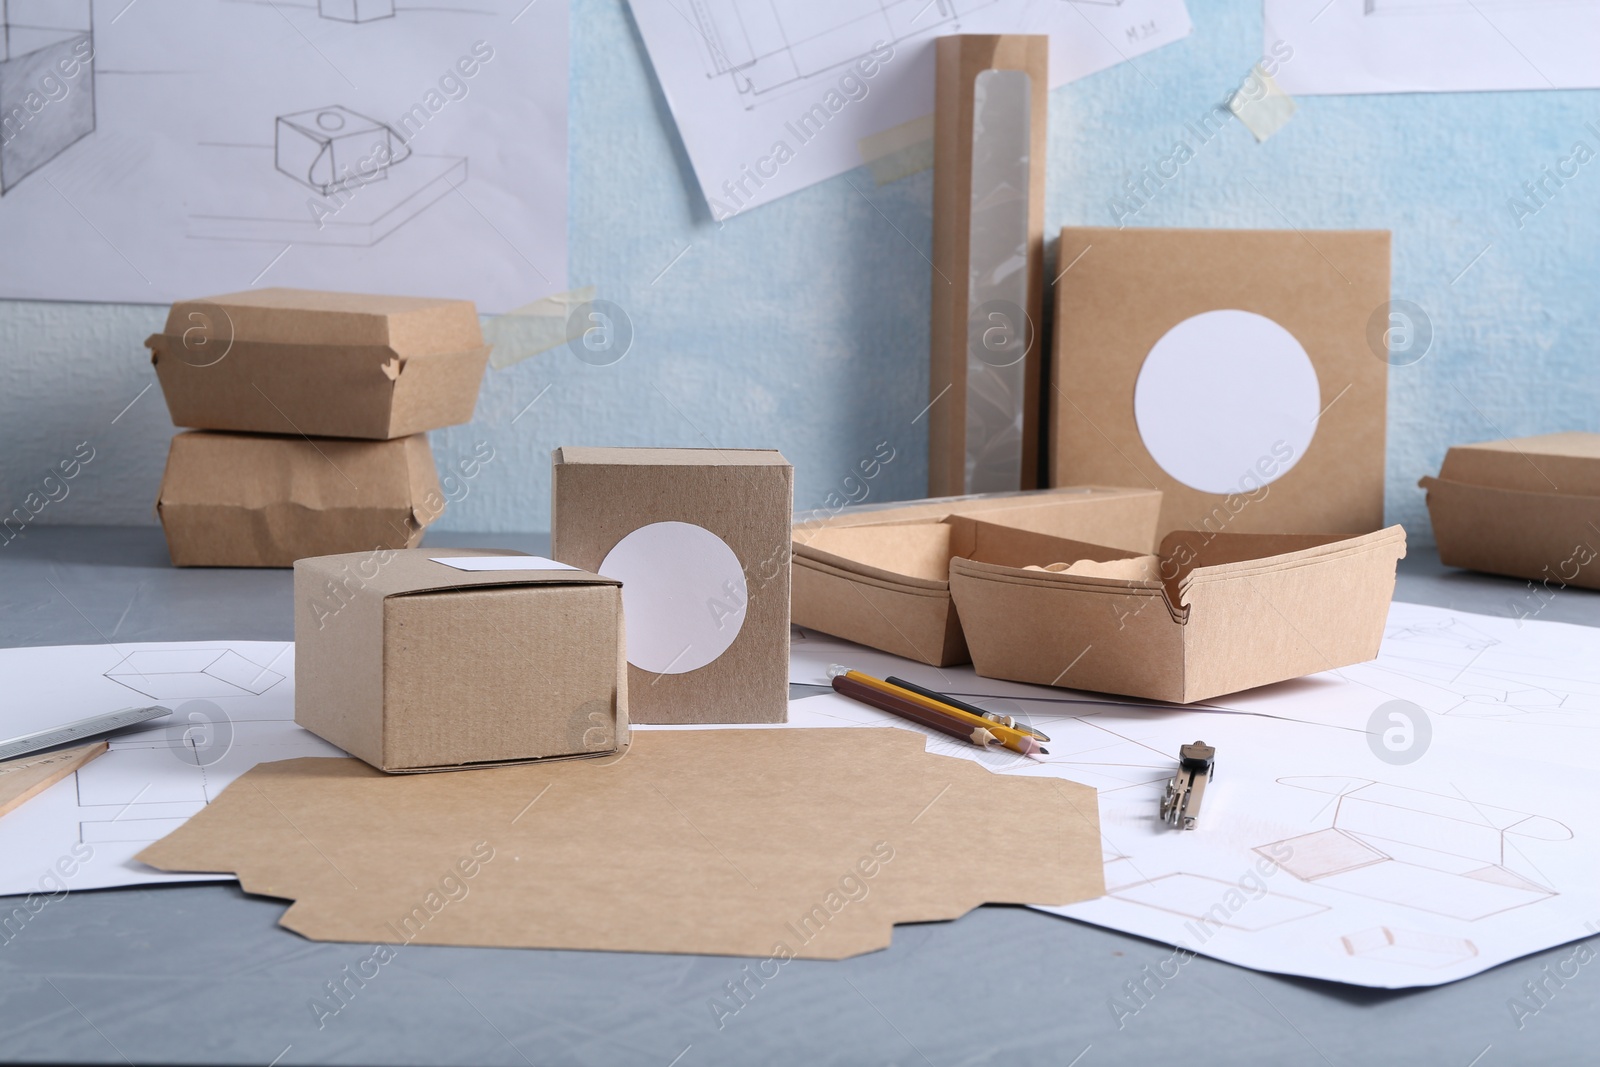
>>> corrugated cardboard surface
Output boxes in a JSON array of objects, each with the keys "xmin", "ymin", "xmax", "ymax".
[
  {"xmin": 551, "ymin": 447, "xmax": 792, "ymax": 725},
  {"xmin": 929, "ymin": 35, "xmax": 1048, "ymax": 496},
  {"xmin": 294, "ymin": 548, "xmax": 627, "ymax": 772},
  {"xmin": 136, "ymin": 728, "xmax": 1104, "ymax": 959},
  {"xmin": 1421, "ymin": 432, "xmax": 1600, "ymax": 590},
  {"xmin": 949, "ymin": 522, "xmax": 1406, "ymax": 703},
  {"xmin": 791, "ymin": 488, "xmax": 1161, "ymax": 666},
  {"xmin": 149, "ymin": 288, "xmax": 489, "ymax": 439},
  {"xmin": 1050, "ymin": 227, "xmax": 1389, "ymax": 535},
  {"xmin": 157, "ymin": 431, "xmax": 442, "ymax": 568}
]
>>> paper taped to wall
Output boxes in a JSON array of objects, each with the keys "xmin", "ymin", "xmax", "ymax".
[{"xmin": 628, "ymin": 0, "xmax": 1193, "ymax": 217}]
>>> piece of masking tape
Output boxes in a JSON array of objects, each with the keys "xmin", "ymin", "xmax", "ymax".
[
  {"xmin": 1228, "ymin": 64, "xmax": 1297, "ymax": 144},
  {"xmin": 484, "ymin": 285, "xmax": 598, "ymax": 370},
  {"xmin": 858, "ymin": 113, "xmax": 934, "ymax": 186}
]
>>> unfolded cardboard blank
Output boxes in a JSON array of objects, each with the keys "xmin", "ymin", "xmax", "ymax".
[{"xmin": 136, "ymin": 728, "xmax": 1104, "ymax": 959}]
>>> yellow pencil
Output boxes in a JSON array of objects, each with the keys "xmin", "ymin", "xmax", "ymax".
[{"xmin": 827, "ymin": 666, "xmax": 1047, "ymax": 756}]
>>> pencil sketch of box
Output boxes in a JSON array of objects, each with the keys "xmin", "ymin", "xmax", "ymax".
[
  {"xmin": 1256, "ymin": 777, "xmax": 1570, "ymax": 922},
  {"xmin": 275, "ymin": 105, "xmax": 411, "ymax": 196},
  {"xmin": 0, "ymin": 0, "xmax": 95, "ymax": 193},
  {"xmin": 318, "ymin": 0, "xmax": 394, "ymax": 22},
  {"xmin": 106, "ymin": 648, "xmax": 286, "ymax": 701}
]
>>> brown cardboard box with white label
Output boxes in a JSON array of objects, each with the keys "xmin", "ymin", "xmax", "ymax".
[
  {"xmin": 293, "ymin": 548, "xmax": 629, "ymax": 772},
  {"xmin": 551, "ymin": 447, "xmax": 793, "ymax": 725}
]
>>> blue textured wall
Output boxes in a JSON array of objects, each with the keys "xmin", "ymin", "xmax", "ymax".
[{"xmin": 4, "ymin": 0, "xmax": 1598, "ymax": 542}]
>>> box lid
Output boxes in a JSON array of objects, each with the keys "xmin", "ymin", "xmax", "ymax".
[
  {"xmin": 159, "ymin": 288, "xmax": 483, "ymax": 355},
  {"xmin": 1437, "ymin": 432, "xmax": 1600, "ymax": 497},
  {"xmin": 553, "ymin": 446, "xmax": 790, "ymax": 468},
  {"xmin": 298, "ymin": 548, "xmax": 620, "ymax": 598}
]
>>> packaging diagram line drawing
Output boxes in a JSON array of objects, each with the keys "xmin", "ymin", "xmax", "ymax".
[
  {"xmin": 689, "ymin": 0, "xmax": 991, "ymax": 109},
  {"xmin": 1256, "ymin": 777, "xmax": 1571, "ymax": 922},
  {"xmin": 189, "ymin": 105, "xmax": 467, "ymax": 246},
  {"xmin": 275, "ymin": 104, "xmax": 413, "ymax": 196},
  {"xmin": 319, "ymin": 0, "xmax": 396, "ymax": 22},
  {"xmin": 0, "ymin": 0, "xmax": 94, "ymax": 194}
]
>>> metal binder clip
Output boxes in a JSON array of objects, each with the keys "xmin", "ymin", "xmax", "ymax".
[{"xmin": 1160, "ymin": 741, "xmax": 1215, "ymax": 830}]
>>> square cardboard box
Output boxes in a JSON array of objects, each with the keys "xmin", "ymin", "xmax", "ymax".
[
  {"xmin": 148, "ymin": 288, "xmax": 490, "ymax": 439},
  {"xmin": 1420, "ymin": 432, "xmax": 1600, "ymax": 590},
  {"xmin": 551, "ymin": 447, "xmax": 792, "ymax": 725},
  {"xmin": 156, "ymin": 431, "xmax": 443, "ymax": 567},
  {"xmin": 1050, "ymin": 227, "xmax": 1390, "ymax": 536},
  {"xmin": 948, "ymin": 519, "xmax": 1407, "ymax": 703},
  {"xmin": 791, "ymin": 486, "xmax": 1161, "ymax": 666},
  {"xmin": 294, "ymin": 549, "xmax": 628, "ymax": 772}
]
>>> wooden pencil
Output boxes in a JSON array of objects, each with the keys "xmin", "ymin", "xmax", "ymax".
[{"xmin": 830, "ymin": 674, "xmax": 1001, "ymax": 749}]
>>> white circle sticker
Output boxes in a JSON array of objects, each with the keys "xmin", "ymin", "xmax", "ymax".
[
  {"xmin": 599, "ymin": 521, "xmax": 747, "ymax": 675},
  {"xmin": 1133, "ymin": 309, "xmax": 1321, "ymax": 495}
]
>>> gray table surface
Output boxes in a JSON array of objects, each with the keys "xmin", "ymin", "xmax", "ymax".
[{"xmin": 2, "ymin": 526, "xmax": 1597, "ymax": 1066}]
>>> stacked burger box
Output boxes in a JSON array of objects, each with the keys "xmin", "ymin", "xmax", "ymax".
[{"xmin": 145, "ymin": 288, "xmax": 491, "ymax": 567}]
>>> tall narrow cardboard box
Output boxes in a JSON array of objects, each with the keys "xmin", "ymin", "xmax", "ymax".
[{"xmin": 928, "ymin": 35, "xmax": 1048, "ymax": 498}]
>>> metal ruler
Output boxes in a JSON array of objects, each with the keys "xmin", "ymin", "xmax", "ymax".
[{"xmin": 0, "ymin": 705, "xmax": 172, "ymax": 763}]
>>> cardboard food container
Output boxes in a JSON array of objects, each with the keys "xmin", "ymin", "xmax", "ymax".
[
  {"xmin": 947, "ymin": 519, "xmax": 1407, "ymax": 703},
  {"xmin": 148, "ymin": 288, "xmax": 490, "ymax": 439},
  {"xmin": 1420, "ymin": 432, "xmax": 1600, "ymax": 590},
  {"xmin": 551, "ymin": 446, "xmax": 792, "ymax": 726},
  {"xmin": 791, "ymin": 487, "xmax": 1162, "ymax": 666},
  {"xmin": 157, "ymin": 431, "xmax": 444, "ymax": 568},
  {"xmin": 294, "ymin": 549, "xmax": 629, "ymax": 773}
]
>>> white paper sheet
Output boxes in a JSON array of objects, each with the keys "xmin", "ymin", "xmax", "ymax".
[
  {"xmin": 1266, "ymin": 0, "xmax": 1600, "ymax": 95},
  {"xmin": 787, "ymin": 600, "xmax": 1600, "ymax": 987},
  {"xmin": 429, "ymin": 556, "xmax": 575, "ymax": 571},
  {"xmin": 627, "ymin": 0, "xmax": 1193, "ymax": 218},
  {"xmin": 0, "ymin": 642, "xmax": 341, "ymax": 897},
  {"xmin": 0, "ymin": 0, "xmax": 565, "ymax": 311}
]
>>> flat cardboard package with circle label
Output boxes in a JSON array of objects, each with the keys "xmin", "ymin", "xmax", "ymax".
[
  {"xmin": 1051, "ymin": 227, "xmax": 1390, "ymax": 536},
  {"xmin": 551, "ymin": 446, "xmax": 794, "ymax": 725}
]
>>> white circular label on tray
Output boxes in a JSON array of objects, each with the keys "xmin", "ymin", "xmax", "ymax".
[
  {"xmin": 1133, "ymin": 309, "xmax": 1321, "ymax": 495},
  {"xmin": 599, "ymin": 521, "xmax": 746, "ymax": 675}
]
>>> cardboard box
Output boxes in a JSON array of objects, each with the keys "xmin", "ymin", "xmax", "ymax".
[
  {"xmin": 1050, "ymin": 227, "xmax": 1390, "ymax": 535},
  {"xmin": 948, "ymin": 520, "xmax": 1407, "ymax": 703},
  {"xmin": 293, "ymin": 549, "xmax": 629, "ymax": 772},
  {"xmin": 929, "ymin": 35, "xmax": 1048, "ymax": 497},
  {"xmin": 551, "ymin": 447, "xmax": 792, "ymax": 725},
  {"xmin": 157, "ymin": 431, "xmax": 443, "ymax": 568},
  {"xmin": 1420, "ymin": 432, "xmax": 1600, "ymax": 590},
  {"xmin": 148, "ymin": 288, "xmax": 490, "ymax": 439},
  {"xmin": 791, "ymin": 487, "xmax": 1162, "ymax": 666}
]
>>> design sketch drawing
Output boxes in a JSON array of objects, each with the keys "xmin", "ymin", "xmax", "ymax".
[
  {"xmin": 1257, "ymin": 777, "xmax": 1570, "ymax": 922},
  {"xmin": 0, "ymin": 0, "xmax": 94, "ymax": 194},
  {"xmin": 318, "ymin": 0, "xmax": 395, "ymax": 22},
  {"xmin": 188, "ymin": 105, "xmax": 466, "ymax": 247},
  {"xmin": 691, "ymin": 0, "xmax": 982, "ymax": 109}
]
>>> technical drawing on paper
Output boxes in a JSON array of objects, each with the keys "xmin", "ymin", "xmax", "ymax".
[
  {"xmin": 0, "ymin": 0, "xmax": 94, "ymax": 194},
  {"xmin": 319, "ymin": 0, "xmax": 396, "ymax": 22},
  {"xmin": 0, "ymin": 641, "xmax": 343, "ymax": 895},
  {"xmin": 274, "ymin": 105, "xmax": 412, "ymax": 195},
  {"xmin": 1106, "ymin": 868, "xmax": 1330, "ymax": 931},
  {"xmin": 1256, "ymin": 777, "xmax": 1570, "ymax": 921},
  {"xmin": 1341, "ymin": 926, "xmax": 1478, "ymax": 969},
  {"xmin": 690, "ymin": 0, "xmax": 996, "ymax": 109},
  {"xmin": 104, "ymin": 648, "xmax": 285, "ymax": 700},
  {"xmin": 188, "ymin": 106, "xmax": 466, "ymax": 246}
]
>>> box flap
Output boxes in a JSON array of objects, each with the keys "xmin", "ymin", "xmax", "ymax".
[
  {"xmin": 1438, "ymin": 432, "xmax": 1600, "ymax": 497},
  {"xmin": 553, "ymin": 445, "xmax": 790, "ymax": 468},
  {"xmin": 163, "ymin": 288, "xmax": 483, "ymax": 355},
  {"xmin": 301, "ymin": 548, "xmax": 618, "ymax": 599}
]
